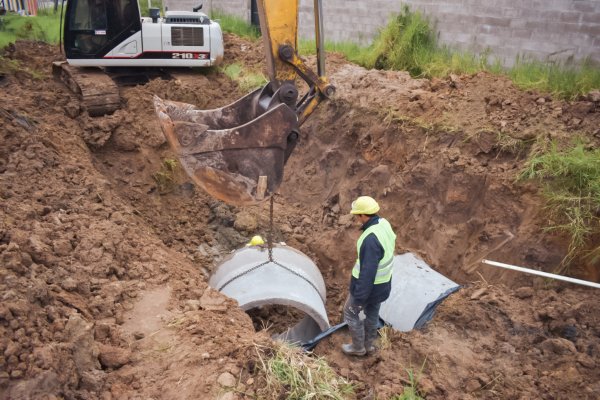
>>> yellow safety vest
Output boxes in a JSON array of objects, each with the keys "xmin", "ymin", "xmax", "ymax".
[{"xmin": 352, "ymin": 218, "xmax": 396, "ymax": 284}]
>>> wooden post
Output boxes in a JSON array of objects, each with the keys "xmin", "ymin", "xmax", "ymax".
[{"xmin": 256, "ymin": 175, "xmax": 268, "ymax": 200}]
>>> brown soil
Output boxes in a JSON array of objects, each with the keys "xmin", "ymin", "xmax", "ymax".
[{"xmin": 1, "ymin": 36, "xmax": 599, "ymax": 399}]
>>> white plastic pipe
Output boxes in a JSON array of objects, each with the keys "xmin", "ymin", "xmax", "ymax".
[{"xmin": 482, "ymin": 259, "xmax": 600, "ymax": 289}]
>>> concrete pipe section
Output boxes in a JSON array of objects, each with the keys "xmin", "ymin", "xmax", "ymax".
[
  {"xmin": 209, "ymin": 244, "xmax": 329, "ymax": 343},
  {"xmin": 379, "ymin": 253, "xmax": 460, "ymax": 331}
]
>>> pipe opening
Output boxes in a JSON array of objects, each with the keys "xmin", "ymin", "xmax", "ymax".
[
  {"xmin": 209, "ymin": 244, "xmax": 330, "ymax": 344},
  {"xmin": 247, "ymin": 304, "xmax": 305, "ymax": 333}
]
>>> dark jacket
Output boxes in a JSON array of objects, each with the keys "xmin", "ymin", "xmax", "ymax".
[{"xmin": 349, "ymin": 215, "xmax": 392, "ymax": 307}]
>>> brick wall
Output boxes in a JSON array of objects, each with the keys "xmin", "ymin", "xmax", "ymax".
[
  {"xmin": 210, "ymin": 0, "xmax": 251, "ymax": 20},
  {"xmin": 171, "ymin": 0, "xmax": 600, "ymax": 66}
]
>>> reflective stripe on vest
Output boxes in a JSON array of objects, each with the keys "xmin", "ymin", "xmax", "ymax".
[{"xmin": 352, "ymin": 218, "xmax": 396, "ymax": 284}]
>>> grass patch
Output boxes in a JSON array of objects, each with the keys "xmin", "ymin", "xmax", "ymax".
[
  {"xmin": 366, "ymin": 5, "xmax": 437, "ymax": 76},
  {"xmin": 0, "ymin": 56, "xmax": 20, "ymax": 74},
  {"xmin": 361, "ymin": 5, "xmax": 599, "ymax": 99},
  {"xmin": 508, "ymin": 57, "xmax": 600, "ymax": 100},
  {"xmin": 381, "ymin": 107, "xmax": 461, "ymax": 136},
  {"xmin": 378, "ymin": 325, "xmax": 395, "ymax": 351},
  {"xmin": 212, "ymin": 11, "xmax": 260, "ymax": 40},
  {"xmin": 0, "ymin": 11, "xmax": 61, "ymax": 47},
  {"xmin": 254, "ymin": 342, "xmax": 355, "ymax": 400},
  {"xmin": 389, "ymin": 366, "xmax": 426, "ymax": 400},
  {"xmin": 520, "ymin": 140, "xmax": 600, "ymax": 268},
  {"xmin": 0, "ymin": 56, "xmax": 45, "ymax": 79},
  {"xmin": 495, "ymin": 132, "xmax": 530, "ymax": 157},
  {"xmin": 300, "ymin": 6, "xmax": 600, "ymax": 100},
  {"xmin": 362, "ymin": 6, "xmax": 488, "ymax": 78},
  {"xmin": 299, "ymin": 38, "xmax": 371, "ymax": 66},
  {"xmin": 221, "ymin": 62, "xmax": 267, "ymax": 92},
  {"xmin": 152, "ymin": 158, "xmax": 179, "ymax": 194}
]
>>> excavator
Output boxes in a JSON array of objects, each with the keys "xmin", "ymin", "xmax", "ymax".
[
  {"xmin": 153, "ymin": 0, "xmax": 334, "ymax": 206},
  {"xmin": 55, "ymin": 0, "xmax": 224, "ymax": 116}
]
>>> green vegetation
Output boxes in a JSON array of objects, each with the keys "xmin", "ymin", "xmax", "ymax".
[
  {"xmin": 152, "ymin": 158, "xmax": 179, "ymax": 194},
  {"xmin": 359, "ymin": 6, "xmax": 496, "ymax": 77},
  {"xmin": 254, "ymin": 343, "xmax": 355, "ymax": 400},
  {"xmin": 390, "ymin": 366, "xmax": 426, "ymax": 400},
  {"xmin": 303, "ymin": 6, "xmax": 599, "ymax": 99},
  {"xmin": 0, "ymin": 55, "xmax": 45, "ymax": 79},
  {"xmin": 137, "ymin": 0, "xmax": 164, "ymax": 18},
  {"xmin": 211, "ymin": 11, "xmax": 260, "ymax": 40},
  {"xmin": 299, "ymin": 39, "xmax": 371, "ymax": 66},
  {"xmin": 520, "ymin": 140, "xmax": 600, "ymax": 268},
  {"xmin": 0, "ymin": 56, "xmax": 20, "ymax": 74},
  {"xmin": 494, "ymin": 131, "xmax": 531, "ymax": 157},
  {"xmin": 360, "ymin": 5, "xmax": 600, "ymax": 98},
  {"xmin": 0, "ymin": 10, "xmax": 61, "ymax": 48},
  {"xmin": 367, "ymin": 6, "xmax": 442, "ymax": 76},
  {"xmin": 507, "ymin": 58, "xmax": 600, "ymax": 100},
  {"xmin": 377, "ymin": 325, "xmax": 395, "ymax": 350},
  {"xmin": 221, "ymin": 62, "xmax": 267, "ymax": 92}
]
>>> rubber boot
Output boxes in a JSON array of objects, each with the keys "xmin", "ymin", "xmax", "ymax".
[
  {"xmin": 342, "ymin": 328, "xmax": 366, "ymax": 356},
  {"xmin": 364, "ymin": 329, "xmax": 378, "ymax": 354}
]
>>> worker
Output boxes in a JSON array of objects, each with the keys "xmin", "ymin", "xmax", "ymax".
[
  {"xmin": 246, "ymin": 235, "xmax": 265, "ymax": 247},
  {"xmin": 342, "ymin": 196, "xmax": 396, "ymax": 356}
]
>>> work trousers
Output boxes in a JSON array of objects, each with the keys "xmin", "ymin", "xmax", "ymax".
[{"xmin": 343, "ymin": 294, "xmax": 381, "ymax": 345}]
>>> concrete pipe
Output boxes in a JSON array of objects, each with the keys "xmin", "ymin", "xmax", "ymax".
[{"xmin": 209, "ymin": 244, "xmax": 329, "ymax": 343}]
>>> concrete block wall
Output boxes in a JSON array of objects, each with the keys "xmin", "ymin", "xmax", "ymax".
[
  {"xmin": 209, "ymin": 0, "xmax": 250, "ymax": 20},
  {"xmin": 308, "ymin": 0, "xmax": 600, "ymax": 66},
  {"xmin": 171, "ymin": 0, "xmax": 600, "ymax": 66},
  {"xmin": 164, "ymin": 0, "xmax": 206, "ymax": 13}
]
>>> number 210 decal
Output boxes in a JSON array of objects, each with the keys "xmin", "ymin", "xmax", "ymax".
[{"xmin": 171, "ymin": 53, "xmax": 208, "ymax": 59}]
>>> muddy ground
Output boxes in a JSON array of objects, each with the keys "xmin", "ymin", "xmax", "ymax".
[{"xmin": 1, "ymin": 36, "xmax": 599, "ymax": 399}]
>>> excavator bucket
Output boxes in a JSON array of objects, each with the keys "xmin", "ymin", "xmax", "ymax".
[
  {"xmin": 153, "ymin": 89, "xmax": 299, "ymax": 205},
  {"xmin": 153, "ymin": 0, "xmax": 334, "ymax": 206}
]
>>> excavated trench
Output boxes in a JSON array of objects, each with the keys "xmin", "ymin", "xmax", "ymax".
[
  {"xmin": 2, "ymin": 39, "xmax": 600, "ymax": 399},
  {"xmin": 92, "ymin": 82, "xmax": 589, "ymax": 344},
  {"xmin": 76, "ymin": 34, "xmax": 599, "ymax": 344}
]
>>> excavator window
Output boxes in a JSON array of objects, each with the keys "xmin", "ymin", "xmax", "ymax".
[
  {"xmin": 67, "ymin": 0, "xmax": 109, "ymax": 55},
  {"xmin": 65, "ymin": 0, "xmax": 142, "ymax": 58},
  {"xmin": 69, "ymin": 0, "xmax": 107, "ymax": 30}
]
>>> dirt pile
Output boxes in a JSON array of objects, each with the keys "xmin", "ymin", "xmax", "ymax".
[
  {"xmin": 1, "ymin": 38, "xmax": 599, "ymax": 399},
  {"xmin": 0, "ymin": 41, "xmax": 262, "ymax": 399}
]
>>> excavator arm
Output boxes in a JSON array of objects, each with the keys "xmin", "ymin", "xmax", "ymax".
[{"xmin": 154, "ymin": 0, "xmax": 334, "ymax": 205}]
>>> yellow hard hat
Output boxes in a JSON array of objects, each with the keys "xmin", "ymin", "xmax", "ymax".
[
  {"xmin": 350, "ymin": 196, "xmax": 380, "ymax": 215},
  {"xmin": 247, "ymin": 235, "xmax": 265, "ymax": 246}
]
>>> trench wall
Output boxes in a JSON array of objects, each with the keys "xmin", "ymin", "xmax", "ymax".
[{"xmin": 176, "ymin": 0, "xmax": 600, "ymax": 66}]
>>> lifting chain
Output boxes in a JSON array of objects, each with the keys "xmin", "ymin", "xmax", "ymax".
[
  {"xmin": 267, "ymin": 195, "xmax": 274, "ymax": 262},
  {"xmin": 217, "ymin": 195, "xmax": 325, "ymax": 303}
]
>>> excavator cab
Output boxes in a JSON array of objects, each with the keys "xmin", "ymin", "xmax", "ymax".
[
  {"xmin": 64, "ymin": 0, "xmax": 141, "ymax": 58},
  {"xmin": 154, "ymin": 0, "xmax": 334, "ymax": 205}
]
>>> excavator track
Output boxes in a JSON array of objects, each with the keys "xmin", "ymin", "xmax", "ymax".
[{"xmin": 53, "ymin": 62, "xmax": 121, "ymax": 117}]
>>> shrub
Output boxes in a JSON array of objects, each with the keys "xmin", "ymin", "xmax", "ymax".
[{"xmin": 520, "ymin": 141, "xmax": 600, "ymax": 268}]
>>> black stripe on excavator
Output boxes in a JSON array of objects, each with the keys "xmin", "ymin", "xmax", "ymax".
[{"xmin": 103, "ymin": 52, "xmax": 211, "ymax": 60}]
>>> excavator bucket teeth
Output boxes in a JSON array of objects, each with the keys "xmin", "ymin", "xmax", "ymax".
[{"xmin": 154, "ymin": 95, "xmax": 299, "ymax": 206}]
